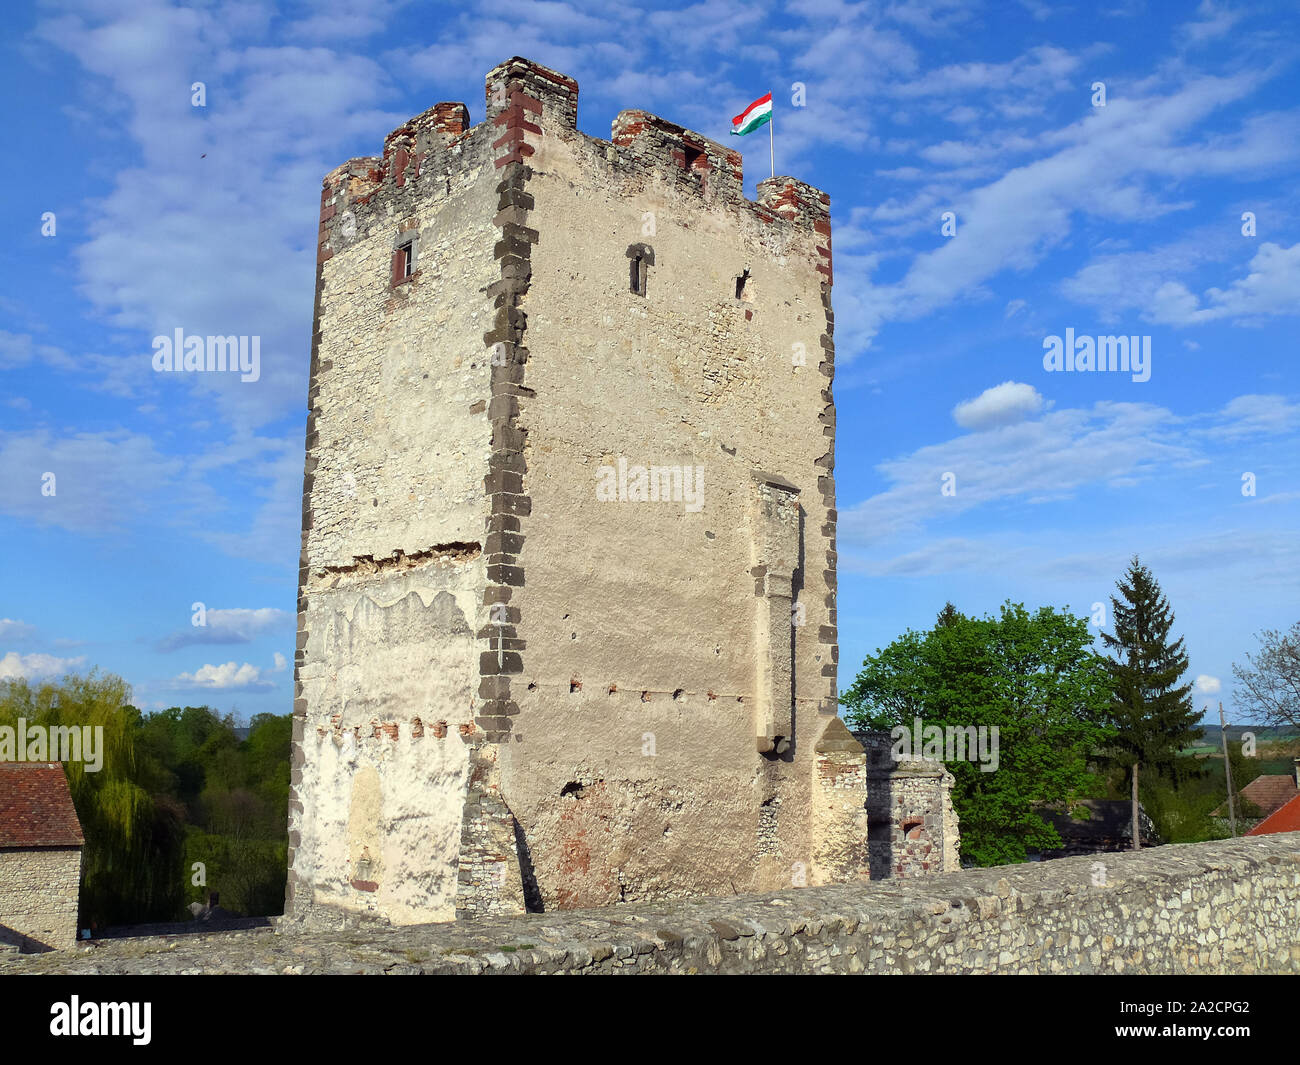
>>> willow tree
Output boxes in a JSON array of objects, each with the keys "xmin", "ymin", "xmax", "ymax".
[{"xmin": 0, "ymin": 672, "xmax": 185, "ymax": 926}]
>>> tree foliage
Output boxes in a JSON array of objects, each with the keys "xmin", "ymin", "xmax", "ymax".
[
  {"xmin": 1099, "ymin": 558, "xmax": 1198, "ymax": 774},
  {"xmin": 0, "ymin": 671, "xmax": 289, "ymax": 928},
  {"xmin": 1232, "ymin": 621, "xmax": 1300, "ymax": 730},
  {"xmin": 841, "ymin": 601, "xmax": 1114, "ymax": 866}
]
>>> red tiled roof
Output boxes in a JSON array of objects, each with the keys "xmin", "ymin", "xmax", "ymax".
[
  {"xmin": 1238, "ymin": 774, "xmax": 1298, "ymax": 817},
  {"xmin": 1246, "ymin": 793, "xmax": 1300, "ymax": 836},
  {"xmin": 0, "ymin": 762, "xmax": 84, "ymax": 848}
]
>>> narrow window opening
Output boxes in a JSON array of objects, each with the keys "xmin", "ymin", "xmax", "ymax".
[
  {"xmin": 683, "ymin": 143, "xmax": 706, "ymax": 171},
  {"xmin": 391, "ymin": 233, "xmax": 419, "ymax": 287},
  {"xmin": 735, "ymin": 269, "xmax": 752, "ymax": 301},
  {"xmin": 626, "ymin": 242, "xmax": 654, "ymax": 297}
]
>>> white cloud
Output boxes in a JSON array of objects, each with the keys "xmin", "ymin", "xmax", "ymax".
[
  {"xmin": 1184, "ymin": 241, "xmax": 1300, "ymax": 322},
  {"xmin": 33, "ymin": 8, "xmax": 404, "ymax": 434},
  {"xmin": 0, "ymin": 619, "xmax": 37, "ymax": 641},
  {"xmin": 155, "ymin": 607, "xmax": 292, "ymax": 652},
  {"xmin": 836, "ymin": 70, "xmax": 1290, "ymax": 354},
  {"xmin": 0, "ymin": 429, "xmax": 194, "ymax": 533},
  {"xmin": 172, "ymin": 661, "xmax": 274, "ymax": 690},
  {"xmin": 1195, "ymin": 674, "xmax": 1222, "ymax": 693},
  {"xmin": 1204, "ymin": 394, "xmax": 1300, "ymax": 440},
  {"xmin": 0, "ymin": 652, "xmax": 88, "ymax": 681},
  {"xmin": 1180, "ymin": 0, "xmax": 1244, "ymax": 46},
  {"xmin": 841, "ymin": 399, "xmax": 1199, "ymax": 548},
  {"xmin": 952, "ymin": 381, "xmax": 1044, "ymax": 430},
  {"xmin": 273, "ymin": 652, "xmax": 287, "ymax": 671}
]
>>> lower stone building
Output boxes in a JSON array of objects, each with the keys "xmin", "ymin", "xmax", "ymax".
[
  {"xmin": 1029, "ymin": 798, "xmax": 1159, "ymax": 860},
  {"xmin": 0, "ymin": 762, "xmax": 84, "ymax": 952},
  {"xmin": 857, "ymin": 731, "xmax": 962, "ymax": 878}
]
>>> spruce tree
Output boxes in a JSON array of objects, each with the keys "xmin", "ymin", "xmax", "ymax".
[
  {"xmin": 1100, "ymin": 557, "xmax": 1197, "ymax": 849},
  {"xmin": 935, "ymin": 601, "xmax": 963, "ymax": 628}
]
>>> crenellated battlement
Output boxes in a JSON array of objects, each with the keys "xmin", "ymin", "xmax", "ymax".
[
  {"xmin": 610, "ymin": 109, "xmax": 745, "ymax": 204},
  {"xmin": 485, "ymin": 56, "xmax": 579, "ymax": 132},
  {"xmin": 314, "ymin": 57, "xmax": 832, "ymax": 273}
]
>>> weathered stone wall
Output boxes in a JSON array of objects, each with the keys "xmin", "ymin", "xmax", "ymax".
[
  {"xmin": 290, "ymin": 55, "xmax": 848, "ymax": 927},
  {"xmin": 288, "ymin": 101, "xmax": 501, "ymax": 925},
  {"xmin": 482, "ymin": 59, "xmax": 843, "ymax": 910},
  {"xmin": 9, "ymin": 836, "xmax": 1298, "ymax": 973},
  {"xmin": 0, "ymin": 847, "xmax": 81, "ymax": 952},
  {"xmin": 812, "ymin": 718, "xmax": 870, "ymax": 884},
  {"xmin": 860, "ymin": 731, "xmax": 961, "ymax": 878}
]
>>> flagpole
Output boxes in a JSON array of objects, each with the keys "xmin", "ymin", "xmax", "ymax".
[{"xmin": 769, "ymin": 104, "xmax": 774, "ymax": 180}]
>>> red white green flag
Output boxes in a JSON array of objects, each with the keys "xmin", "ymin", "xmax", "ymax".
[{"xmin": 731, "ymin": 93, "xmax": 772, "ymax": 136}]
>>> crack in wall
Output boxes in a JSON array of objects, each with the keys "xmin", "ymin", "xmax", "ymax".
[{"xmin": 308, "ymin": 542, "xmax": 482, "ymax": 586}]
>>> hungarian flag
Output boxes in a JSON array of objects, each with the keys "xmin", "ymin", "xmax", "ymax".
[{"xmin": 731, "ymin": 93, "xmax": 772, "ymax": 136}]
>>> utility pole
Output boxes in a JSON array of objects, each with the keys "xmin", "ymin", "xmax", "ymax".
[{"xmin": 1219, "ymin": 702, "xmax": 1237, "ymax": 838}]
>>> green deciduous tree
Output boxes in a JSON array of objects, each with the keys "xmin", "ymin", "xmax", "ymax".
[
  {"xmin": 0, "ymin": 671, "xmax": 290, "ymax": 927},
  {"xmin": 842, "ymin": 602, "xmax": 1114, "ymax": 866}
]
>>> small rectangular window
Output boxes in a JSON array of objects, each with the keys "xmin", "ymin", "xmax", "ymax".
[
  {"xmin": 391, "ymin": 236, "xmax": 418, "ymax": 287},
  {"xmin": 626, "ymin": 242, "xmax": 653, "ymax": 297}
]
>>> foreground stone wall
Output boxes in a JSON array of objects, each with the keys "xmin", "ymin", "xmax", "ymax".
[
  {"xmin": 0, "ymin": 847, "xmax": 81, "ymax": 953},
  {"xmin": 9, "ymin": 836, "xmax": 1297, "ymax": 974}
]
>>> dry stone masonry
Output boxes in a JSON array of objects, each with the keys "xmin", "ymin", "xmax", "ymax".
[{"xmin": 8, "ymin": 836, "xmax": 1298, "ymax": 974}]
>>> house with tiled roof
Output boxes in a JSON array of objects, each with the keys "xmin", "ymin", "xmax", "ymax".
[
  {"xmin": 1214, "ymin": 760, "xmax": 1300, "ymax": 831},
  {"xmin": 1238, "ymin": 772, "xmax": 1299, "ymax": 817},
  {"xmin": 0, "ymin": 762, "xmax": 84, "ymax": 952},
  {"xmin": 1028, "ymin": 799, "xmax": 1160, "ymax": 859},
  {"xmin": 1246, "ymin": 793, "xmax": 1300, "ymax": 837}
]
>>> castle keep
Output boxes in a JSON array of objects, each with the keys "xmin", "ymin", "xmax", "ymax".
[{"xmin": 287, "ymin": 57, "xmax": 954, "ymax": 926}]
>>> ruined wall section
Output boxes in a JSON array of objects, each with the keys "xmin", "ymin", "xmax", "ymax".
[
  {"xmin": 860, "ymin": 731, "xmax": 962, "ymax": 878},
  {"xmin": 811, "ymin": 718, "xmax": 869, "ymax": 885},
  {"xmin": 476, "ymin": 63, "xmax": 841, "ymax": 910},
  {"xmin": 288, "ymin": 105, "xmax": 503, "ymax": 925}
]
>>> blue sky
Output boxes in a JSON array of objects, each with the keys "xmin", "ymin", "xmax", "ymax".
[{"xmin": 1, "ymin": 0, "xmax": 1296, "ymax": 724}]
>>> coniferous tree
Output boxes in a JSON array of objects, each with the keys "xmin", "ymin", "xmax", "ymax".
[
  {"xmin": 935, "ymin": 601, "xmax": 964, "ymax": 628},
  {"xmin": 1099, "ymin": 557, "xmax": 1197, "ymax": 849}
]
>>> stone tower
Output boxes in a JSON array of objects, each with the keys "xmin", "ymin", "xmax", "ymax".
[{"xmin": 286, "ymin": 57, "xmax": 861, "ymax": 926}]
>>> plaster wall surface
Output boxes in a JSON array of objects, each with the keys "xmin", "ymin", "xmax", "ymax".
[
  {"xmin": 289, "ymin": 56, "xmax": 846, "ymax": 925},
  {"xmin": 494, "ymin": 102, "xmax": 838, "ymax": 908},
  {"xmin": 288, "ymin": 115, "xmax": 501, "ymax": 924}
]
